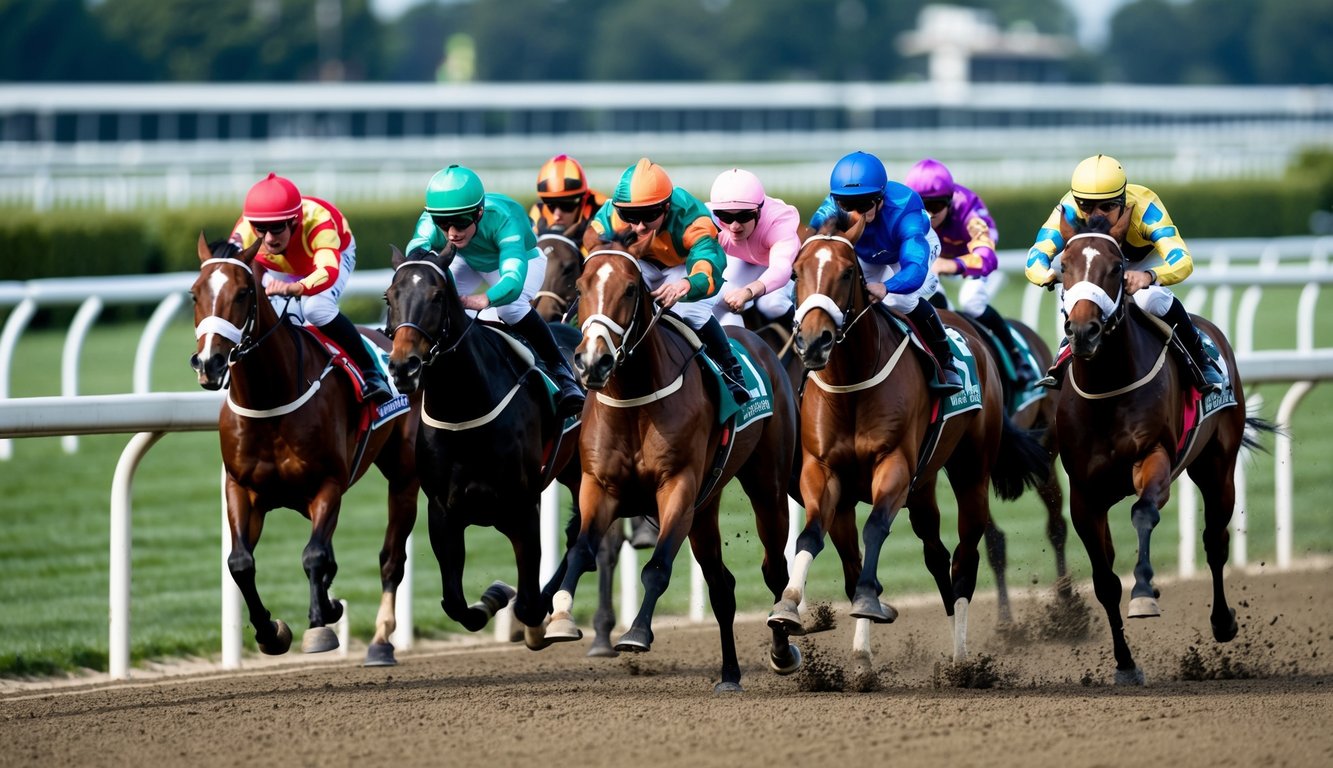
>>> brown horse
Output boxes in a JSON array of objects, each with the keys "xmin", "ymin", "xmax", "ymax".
[
  {"xmin": 772, "ymin": 214, "xmax": 1049, "ymax": 674},
  {"xmin": 1052, "ymin": 212, "xmax": 1274, "ymax": 685},
  {"xmin": 532, "ymin": 227, "xmax": 588, "ymax": 324},
  {"xmin": 189, "ymin": 235, "xmax": 420, "ymax": 666},
  {"xmin": 383, "ymin": 245, "xmax": 579, "ymax": 650},
  {"xmin": 542, "ymin": 239, "xmax": 802, "ymax": 692}
]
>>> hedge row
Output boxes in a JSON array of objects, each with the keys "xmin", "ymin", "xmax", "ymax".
[{"xmin": 2, "ymin": 173, "xmax": 1329, "ymax": 283}]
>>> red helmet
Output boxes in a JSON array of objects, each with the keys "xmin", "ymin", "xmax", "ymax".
[
  {"xmin": 536, "ymin": 154, "xmax": 589, "ymax": 199},
  {"xmin": 243, "ymin": 173, "xmax": 303, "ymax": 221}
]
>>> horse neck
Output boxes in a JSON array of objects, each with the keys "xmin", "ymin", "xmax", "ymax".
[
  {"xmin": 227, "ymin": 282, "xmax": 321, "ymax": 407},
  {"xmin": 423, "ymin": 284, "xmax": 519, "ymax": 398},
  {"xmin": 604, "ymin": 292, "xmax": 693, "ymax": 401},
  {"xmin": 825, "ymin": 289, "xmax": 898, "ymax": 383},
  {"xmin": 1071, "ymin": 307, "xmax": 1169, "ymax": 393}
]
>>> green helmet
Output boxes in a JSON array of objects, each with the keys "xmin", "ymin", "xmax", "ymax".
[{"xmin": 425, "ymin": 164, "xmax": 485, "ymax": 213}]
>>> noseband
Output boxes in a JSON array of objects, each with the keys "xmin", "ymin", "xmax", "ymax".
[
  {"xmin": 1062, "ymin": 232, "xmax": 1127, "ymax": 336},
  {"xmin": 792, "ymin": 234, "xmax": 873, "ymax": 346},
  {"xmin": 579, "ymin": 250, "xmax": 665, "ymax": 370},
  {"xmin": 195, "ymin": 256, "xmax": 289, "ymax": 364},
  {"xmin": 387, "ymin": 258, "xmax": 475, "ymax": 366}
]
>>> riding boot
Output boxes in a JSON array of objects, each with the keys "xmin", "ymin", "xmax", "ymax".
[
  {"xmin": 697, "ymin": 316, "xmax": 751, "ymax": 405},
  {"xmin": 906, "ymin": 300, "xmax": 965, "ymax": 395},
  {"xmin": 1162, "ymin": 298, "xmax": 1225, "ymax": 392},
  {"xmin": 1038, "ymin": 339, "xmax": 1072, "ymax": 389},
  {"xmin": 511, "ymin": 309, "xmax": 586, "ymax": 419},
  {"xmin": 975, "ymin": 305, "xmax": 1035, "ymax": 387},
  {"xmin": 319, "ymin": 313, "xmax": 394, "ymax": 405}
]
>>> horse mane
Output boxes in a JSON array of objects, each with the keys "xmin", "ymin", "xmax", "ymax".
[{"xmin": 1074, "ymin": 215, "xmax": 1116, "ymax": 236}]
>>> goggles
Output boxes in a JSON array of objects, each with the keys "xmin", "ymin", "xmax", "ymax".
[
  {"xmin": 615, "ymin": 204, "xmax": 667, "ymax": 225},
  {"xmin": 430, "ymin": 210, "xmax": 480, "ymax": 231},
  {"xmin": 714, "ymin": 207, "xmax": 761, "ymax": 225},
  {"xmin": 833, "ymin": 194, "xmax": 882, "ymax": 214},
  {"xmin": 921, "ymin": 196, "xmax": 951, "ymax": 214},
  {"xmin": 1074, "ymin": 197, "xmax": 1123, "ymax": 215},
  {"xmin": 544, "ymin": 195, "xmax": 582, "ymax": 212},
  {"xmin": 250, "ymin": 219, "xmax": 293, "ymax": 235}
]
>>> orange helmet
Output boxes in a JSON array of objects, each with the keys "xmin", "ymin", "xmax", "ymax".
[
  {"xmin": 536, "ymin": 154, "xmax": 589, "ymax": 199},
  {"xmin": 243, "ymin": 173, "xmax": 302, "ymax": 221},
  {"xmin": 613, "ymin": 158, "xmax": 673, "ymax": 207}
]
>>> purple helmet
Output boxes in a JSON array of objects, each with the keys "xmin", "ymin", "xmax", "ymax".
[{"xmin": 905, "ymin": 158, "xmax": 956, "ymax": 200}]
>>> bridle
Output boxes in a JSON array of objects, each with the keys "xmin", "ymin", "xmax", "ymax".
[
  {"xmin": 791, "ymin": 234, "xmax": 876, "ymax": 348},
  {"xmin": 534, "ymin": 232, "xmax": 583, "ymax": 323},
  {"xmin": 385, "ymin": 258, "xmax": 476, "ymax": 367},
  {"xmin": 194, "ymin": 256, "xmax": 292, "ymax": 365},
  {"xmin": 1061, "ymin": 231, "xmax": 1128, "ymax": 338},
  {"xmin": 578, "ymin": 249, "xmax": 667, "ymax": 372}
]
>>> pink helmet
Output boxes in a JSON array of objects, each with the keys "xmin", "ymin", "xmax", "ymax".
[
  {"xmin": 905, "ymin": 158, "xmax": 955, "ymax": 200},
  {"xmin": 707, "ymin": 168, "xmax": 766, "ymax": 211}
]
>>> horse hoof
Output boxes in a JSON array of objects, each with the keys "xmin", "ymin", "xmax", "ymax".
[
  {"xmin": 257, "ymin": 620, "xmax": 293, "ymax": 656},
  {"xmin": 363, "ymin": 642, "xmax": 397, "ymax": 667},
  {"xmin": 301, "ymin": 626, "xmax": 339, "ymax": 654},
  {"xmin": 545, "ymin": 614, "xmax": 583, "ymax": 642},
  {"xmin": 479, "ymin": 581, "xmax": 517, "ymax": 615},
  {"xmin": 849, "ymin": 596, "xmax": 897, "ymax": 623},
  {"xmin": 587, "ymin": 640, "xmax": 619, "ymax": 658},
  {"xmin": 1114, "ymin": 666, "xmax": 1146, "ymax": 686},
  {"xmin": 713, "ymin": 681, "xmax": 743, "ymax": 694},
  {"xmin": 614, "ymin": 628, "xmax": 652, "ymax": 653},
  {"xmin": 524, "ymin": 625, "xmax": 553, "ymax": 652},
  {"xmin": 769, "ymin": 643, "xmax": 802, "ymax": 676},
  {"xmin": 1213, "ymin": 608, "xmax": 1239, "ymax": 643},
  {"xmin": 1127, "ymin": 596, "xmax": 1160, "ymax": 618},
  {"xmin": 767, "ymin": 603, "xmax": 804, "ymax": 635}
]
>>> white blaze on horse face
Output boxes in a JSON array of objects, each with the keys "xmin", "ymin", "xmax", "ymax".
[
  {"xmin": 792, "ymin": 244, "xmax": 848, "ymax": 328},
  {"xmin": 580, "ymin": 263, "xmax": 618, "ymax": 357},
  {"xmin": 194, "ymin": 268, "xmax": 244, "ymax": 358}
]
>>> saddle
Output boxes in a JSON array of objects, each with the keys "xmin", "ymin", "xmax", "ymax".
[{"xmin": 302, "ymin": 324, "xmax": 410, "ymax": 426}]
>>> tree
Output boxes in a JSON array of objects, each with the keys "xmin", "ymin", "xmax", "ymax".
[{"xmin": 0, "ymin": 0, "xmax": 146, "ymax": 80}]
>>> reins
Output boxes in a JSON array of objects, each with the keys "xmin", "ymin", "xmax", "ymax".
[{"xmin": 388, "ymin": 258, "xmax": 478, "ymax": 366}]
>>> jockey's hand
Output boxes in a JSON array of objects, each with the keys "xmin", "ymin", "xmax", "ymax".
[
  {"xmin": 1125, "ymin": 269, "xmax": 1156, "ymax": 294},
  {"xmin": 865, "ymin": 281, "xmax": 888, "ymax": 303},
  {"xmin": 265, "ymin": 281, "xmax": 305, "ymax": 297},
  {"xmin": 723, "ymin": 286, "xmax": 754, "ymax": 313},
  {"xmin": 931, "ymin": 258, "xmax": 960, "ymax": 276},
  {"xmin": 652, "ymin": 279, "xmax": 691, "ymax": 309},
  {"xmin": 461, "ymin": 293, "xmax": 490, "ymax": 311},
  {"xmin": 1027, "ymin": 265, "xmax": 1058, "ymax": 291}
]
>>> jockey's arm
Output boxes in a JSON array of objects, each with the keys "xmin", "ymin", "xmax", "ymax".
[
  {"xmin": 1131, "ymin": 192, "xmax": 1194, "ymax": 287},
  {"xmin": 880, "ymin": 218, "xmax": 931, "ymax": 296},
  {"xmin": 405, "ymin": 211, "xmax": 446, "ymax": 258},
  {"xmin": 753, "ymin": 203, "xmax": 801, "ymax": 296},
  {"xmin": 680, "ymin": 216, "xmax": 726, "ymax": 301},
  {"xmin": 1025, "ymin": 202, "xmax": 1074, "ymax": 287}
]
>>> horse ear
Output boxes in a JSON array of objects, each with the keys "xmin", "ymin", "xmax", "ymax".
[
  {"xmin": 1111, "ymin": 204, "xmax": 1134, "ymax": 242},
  {"xmin": 197, "ymin": 231, "xmax": 211, "ymax": 264},
  {"xmin": 842, "ymin": 212, "xmax": 867, "ymax": 244},
  {"xmin": 1056, "ymin": 204, "xmax": 1076, "ymax": 244},
  {"xmin": 237, "ymin": 238, "xmax": 261, "ymax": 264},
  {"xmin": 390, "ymin": 244, "xmax": 406, "ymax": 269},
  {"xmin": 439, "ymin": 245, "xmax": 458, "ymax": 269}
]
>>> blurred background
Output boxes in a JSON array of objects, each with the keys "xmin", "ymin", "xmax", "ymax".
[{"xmin": 2, "ymin": 0, "xmax": 1331, "ymax": 281}]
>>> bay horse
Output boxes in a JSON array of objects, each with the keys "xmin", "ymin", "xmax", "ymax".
[
  {"xmin": 772, "ymin": 213, "xmax": 1049, "ymax": 674},
  {"xmin": 384, "ymin": 245, "xmax": 578, "ymax": 650},
  {"xmin": 542, "ymin": 238, "xmax": 802, "ymax": 692},
  {"xmin": 189, "ymin": 235, "xmax": 420, "ymax": 666},
  {"xmin": 1053, "ymin": 212, "xmax": 1274, "ymax": 685}
]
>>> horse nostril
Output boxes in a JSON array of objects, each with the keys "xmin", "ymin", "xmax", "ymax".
[
  {"xmin": 189, "ymin": 354, "xmax": 201, "ymax": 372},
  {"xmin": 572, "ymin": 354, "xmax": 586, "ymax": 373}
]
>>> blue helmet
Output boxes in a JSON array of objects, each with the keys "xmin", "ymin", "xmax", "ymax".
[{"xmin": 829, "ymin": 151, "xmax": 887, "ymax": 197}]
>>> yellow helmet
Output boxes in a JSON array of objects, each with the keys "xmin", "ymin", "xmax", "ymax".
[{"xmin": 1070, "ymin": 154, "xmax": 1126, "ymax": 200}]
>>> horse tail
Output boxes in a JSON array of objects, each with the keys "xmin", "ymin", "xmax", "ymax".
[
  {"xmin": 1242, "ymin": 416, "xmax": 1282, "ymax": 454},
  {"xmin": 991, "ymin": 415, "xmax": 1052, "ymax": 501}
]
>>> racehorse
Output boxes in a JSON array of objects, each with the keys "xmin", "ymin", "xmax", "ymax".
[
  {"xmin": 384, "ymin": 245, "xmax": 577, "ymax": 650},
  {"xmin": 542, "ymin": 237, "xmax": 802, "ymax": 692},
  {"xmin": 189, "ymin": 235, "xmax": 420, "ymax": 666},
  {"xmin": 532, "ymin": 226, "xmax": 588, "ymax": 325},
  {"xmin": 772, "ymin": 213, "xmax": 1049, "ymax": 675},
  {"xmin": 1052, "ymin": 212, "xmax": 1273, "ymax": 685}
]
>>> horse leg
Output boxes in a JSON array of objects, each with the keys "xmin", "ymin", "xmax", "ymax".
[
  {"xmin": 299, "ymin": 483, "xmax": 344, "ymax": 654},
  {"xmin": 1070, "ymin": 487, "xmax": 1143, "ymax": 684},
  {"xmin": 769, "ymin": 462, "xmax": 836, "ymax": 634},
  {"xmin": 1041, "ymin": 470, "xmax": 1072, "ymax": 599},
  {"xmin": 365, "ymin": 471, "xmax": 420, "ymax": 667},
  {"xmin": 548, "ymin": 476, "xmax": 616, "ymax": 642},
  {"xmin": 503, "ymin": 496, "xmax": 555, "ymax": 651},
  {"xmin": 224, "ymin": 482, "xmax": 292, "ymax": 655},
  {"xmin": 945, "ymin": 474, "xmax": 992, "ymax": 663},
  {"xmin": 906, "ymin": 481, "xmax": 954, "ymax": 613},
  {"xmin": 850, "ymin": 453, "xmax": 911, "ymax": 624},
  {"xmin": 1189, "ymin": 447, "xmax": 1240, "ymax": 642},
  {"xmin": 687, "ymin": 499, "xmax": 743, "ymax": 693},
  {"xmin": 616, "ymin": 478, "xmax": 695, "ymax": 653},
  {"xmin": 589, "ymin": 521, "xmax": 625, "ymax": 658},
  {"xmin": 1128, "ymin": 449, "xmax": 1173, "ymax": 619},
  {"xmin": 737, "ymin": 457, "xmax": 800, "ymax": 675},
  {"xmin": 982, "ymin": 519, "xmax": 1013, "ymax": 625},
  {"xmin": 428, "ymin": 496, "xmax": 512, "ymax": 633}
]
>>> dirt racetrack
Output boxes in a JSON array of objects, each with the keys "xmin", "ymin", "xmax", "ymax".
[{"xmin": 3, "ymin": 563, "xmax": 1331, "ymax": 768}]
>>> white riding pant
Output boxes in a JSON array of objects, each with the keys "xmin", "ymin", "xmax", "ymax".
[
  {"xmin": 456, "ymin": 248, "xmax": 547, "ymax": 324},
  {"xmin": 861, "ymin": 228, "xmax": 941, "ymax": 313},
  {"xmin": 712, "ymin": 257, "xmax": 795, "ymax": 328},
  {"xmin": 263, "ymin": 237, "xmax": 356, "ymax": 327},
  {"xmin": 640, "ymin": 260, "xmax": 720, "ymax": 328},
  {"xmin": 954, "ymin": 270, "xmax": 1002, "ymax": 317}
]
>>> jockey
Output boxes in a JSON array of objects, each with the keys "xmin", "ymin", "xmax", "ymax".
[
  {"xmin": 1025, "ymin": 154, "xmax": 1225, "ymax": 392},
  {"xmin": 405, "ymin": 164, "xmax": 585, "ymax": 418},
  {"xmin": 229, "ymin": 172, "xmax": 394, "ymax": 405},
  {"xmin": 705, "ymin": 168, "xmax": 800, "ymax": 331},
  {"xmin": 529, "ymin": 153, "xmax": 608, "ymax": 237},
  {"xmin": 582, "ymin": 157, "xmax": 750, "ymax": 405},
  {"xmin": 808, "ymin": 151, "xmax": 964, "ymax": 394},
  {"xmin": 906, "ymin": 158, "xmax": 1034, "ymax": 387}
]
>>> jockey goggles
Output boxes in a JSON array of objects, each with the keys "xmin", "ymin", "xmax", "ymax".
[
  {"xmin": 431, "ymin": 210, "xmax": 481, "ymax": 231},
  {"xmin": 250, "ymin": 219, "xmax": 295, "ymax": 235},
  {"xmin": 544, "ymin": 195, "xmax": 582, "ymax": 212},
  {"xmin": 714, "ymin": 206, "xmax": 761, "ymax": 225},
  {"xmin": 833, "ymin": 193, "xmax": 882, "ymax": 214},
  {"xmin": 1074, "ymin": 197, "xmax": 1124, "ymax": 215},
  {"xmin": 921, "ymin": 195, "xmax": 951, "ymax": 214},
  {"xmin": 615, "ymin": 203, "xmax": 667, "ymax": 224}
]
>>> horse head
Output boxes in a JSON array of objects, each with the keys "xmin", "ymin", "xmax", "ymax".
[
  {"xmin": 384, "ymin": 244, "xmax": 462, "ymax": 393},
  {"xmin": 189, "ymin": 232, "xmax": 264, "ymax": 389},
  {"xmin": 533, "ymin": 223, "xmax": 586, "ymax": 322},
  {"xmin": 573, "ymin": 233, "xmax": 653, "ymax": 390},
  {"xmin": 1056, "ymin": 206, "xmax": 1134, "ymax": 359},
  {"xmin": 790, "ymin": 212, "xmax": 868, "ymax": 369}
]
